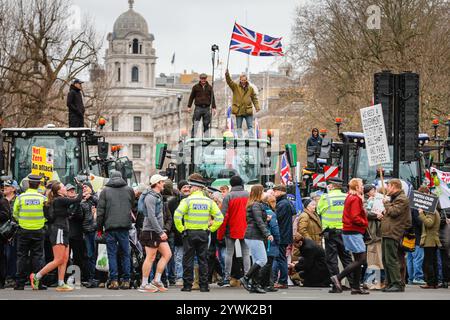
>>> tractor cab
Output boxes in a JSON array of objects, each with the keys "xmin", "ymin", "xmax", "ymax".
[
  {"xmin": 0, "ymin": 126, "xmax": 97, "ymax": 186},
  {"xmin": 310, "ymin": 132, "xmax": 428, "ymax": 189},
  {"xmin": 156, "ymin": 135, "xmax": 283, "ymax": 189}
]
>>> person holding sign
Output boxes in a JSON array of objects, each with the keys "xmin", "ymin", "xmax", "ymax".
[
  {"xmin": 30, "ymin": 180, "xmax": 85, "ymax": 292},
  {"xmin": 418, "ymin": 187, "xmax": 442, "ymax": 289}
]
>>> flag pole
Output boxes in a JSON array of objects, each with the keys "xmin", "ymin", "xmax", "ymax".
[{"xmin": 226, "ymin": 20, "xmax": 236, "ymax": 70}]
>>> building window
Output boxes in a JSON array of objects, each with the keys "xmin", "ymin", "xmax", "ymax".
[
  {"xmin": 132, "ymin": 66, "xmax": 139, "ymax": 82},
  {"xmin": 117, "ymin": 67, "xmax": 121, "ymax": 82},
  {"xmin": 139, "ymin": 44, "xmax": 143, "ymax": 54},
  {"xmin": 135, "ymin": 171, "xmax": 141, "ymax": 183},
  {"xmin": 132, "ymin": 144, "xmax": 142, "ymax": 159},
  {"xmin": 112, "ymin": 116, "xmax": 119, "ymax": 131},
  {"xmin": 132, "ymin": 39, "xmax": 139, "ymax": 54},
  {"xmin": 133, "ymin": 116, "xmax": 142, "ymax": 132}
]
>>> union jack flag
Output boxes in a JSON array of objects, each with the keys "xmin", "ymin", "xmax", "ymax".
[
  {"xmin": 230, "ymin": 22, "xmax": 284, "ymax": 57},
  {"xmin": 280, "ymin": 154, "xmax": 291, "ymax": 185}
]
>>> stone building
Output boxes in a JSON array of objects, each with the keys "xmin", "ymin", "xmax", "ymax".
[{"xmin": 99, "ymin": 0, "xmax": 190, "ymax": 184}]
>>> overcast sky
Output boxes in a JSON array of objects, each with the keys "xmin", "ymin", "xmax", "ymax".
[{"xmin": 71, "ymin": 0, "xmax": 301, "ymax": 77}]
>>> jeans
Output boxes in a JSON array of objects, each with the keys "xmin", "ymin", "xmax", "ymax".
[
  {"xmin": 406, "ymin": 245, "xmax": 424, "ymax": 282},
  {"xmin": 84, "ymin": 232, "xmax": 96, "ymax": 282},
  {"xmin": 191, "ymin": 106, "xmax": 211, "ymax": 138},
  {"xmin": 273, "ymin": 244, "xmax": 288, "ymax": 285},
  {"xmin": 5, "ymin": 236, "xmax": 17, "ymax": 281},
  {"xmin": 167, "ymin": 235, "xmax": 176, "ymax": 283},
  {"xmin": 236, "ymin": 115, "xmax": 254, "ymax": 138},
  {"xmin": 245, "ymin": 239, "xmax": 267, "ymax": 267},
  {"xmin": 224, "ymin": 237, "xmax": 250, "ymax": 280},
  {"xmin": 106, "ymin": 230, "xmax": 131, "ymax": 281},
  {"xmin": 174, "ymin": 246, "xmax": 184, "ymax": 280}
]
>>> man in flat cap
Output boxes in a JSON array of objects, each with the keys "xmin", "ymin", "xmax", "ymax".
[
  {"xmin": 67, "ymin": 78, "xmax": 85, "ymax": 128},
  {"xmin": 187, "ymin": 73, "xmax": 216, "ymax": 138},
  {"xmin": 317, "ymin": 177, "xmax": 354, "ymax": 292}
]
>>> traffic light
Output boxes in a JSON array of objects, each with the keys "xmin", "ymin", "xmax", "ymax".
[
  {"xmin": 285, "ymin": 144, "xmax": 297, "ymax": 167},
  {"xmin": 374, "ymin": 71, "xmax": 394, "ymax": 143},
  {"xmin": 156, "ymin": 143, "xmax": 168, "ymax": 170},
  {"xmin": 399, "ymin": 72, "xmax": 420, "ymax": 161}
]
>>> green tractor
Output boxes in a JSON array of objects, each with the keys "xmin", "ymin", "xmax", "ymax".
[
  {"xmin": 0, "ymin": 124, "xmax": 137, "ymax": 189},
  {"xmin": 155, "ymin": 134, "xmax": 298, "ymax": 189}
]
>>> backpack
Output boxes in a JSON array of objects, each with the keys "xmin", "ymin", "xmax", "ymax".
[
  {"xmin": 137, "ymin": 191, "xmax": 150, "ymax": 218},
  {"xmin": 137, "ymin": 190, "xmax": 162, "ymax": 218}
]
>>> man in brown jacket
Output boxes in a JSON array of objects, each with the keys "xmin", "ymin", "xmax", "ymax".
[
  {"xmin": 225, "ymin": 69, "xmax": 260, "ymax": 138},
  {"xmin": 188, "ymin": 73, "xmax": 216, "ymax": 138},
  {"xmin": 380, "ymin": 179, "xmax": 412, "ymax": 292}
]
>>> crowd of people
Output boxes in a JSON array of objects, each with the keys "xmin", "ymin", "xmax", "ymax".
[{"xmin": 1, "ymin": 170, "xmax": 449, "ymax": 295}]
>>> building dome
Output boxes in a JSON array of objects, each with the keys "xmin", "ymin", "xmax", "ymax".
[{"xmin": 113, "ymin": 0, "xmax": 150, "ymax": 39}]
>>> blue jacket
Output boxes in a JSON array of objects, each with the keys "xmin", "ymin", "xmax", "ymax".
[
  {"xmin": 263, "ymin": 204, "xmax": 280, "ymax": 257},
  {"xmin": 276, "ymin": 195, "xmax": 296, "ymax": 245}
]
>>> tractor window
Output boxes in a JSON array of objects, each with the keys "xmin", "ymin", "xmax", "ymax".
[
  {"xmin": 357, "ymin": 146, "xmax": 419, "ymax": 186},
  {"xmin": 14, "ymin": 136, "xmax": 80, "ymax": 185},
  {"xmin": 193, "ymin": 140, "xmax": 261, "ymax": 184}
]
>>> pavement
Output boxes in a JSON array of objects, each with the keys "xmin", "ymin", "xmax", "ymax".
[{"xmin": 0, "ymin": 284, "xmax": 449, "ymax": 300}]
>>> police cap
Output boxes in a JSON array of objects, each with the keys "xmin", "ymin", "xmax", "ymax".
[
  {"xmin": 188, "ymin": 179, "xmax": 206, "ymax": 188},
  {"xmin": 328, "ymin": 177, "xmax": 344, "ymax": 185},
  {"xmin": 28, "ymin": 175, "xmax": 43, "ymax": 182}
]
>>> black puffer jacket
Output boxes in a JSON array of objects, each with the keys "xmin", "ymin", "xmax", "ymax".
[
  {"xmin": 81, "ymin": 194, "xmax": 98, "ymax": 233},
  {"xmin": 67, "ymin": 85, "xmax": 85, "ymax": 117},
  {"xmin": 97, "ymin": 173, "xmax": 135, "ymax": 232},
  {"xmin": 245, "ymin": 201, "xmax": 270, "ymax": 241},
  {"xmin": 168, "ymin": 190, "xmax": 184, "ymax": 246},
  {"xmin": 0, "ymin": 193, "xmax": 11, "ymax": 224}
]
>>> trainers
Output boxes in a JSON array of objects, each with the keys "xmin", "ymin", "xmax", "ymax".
[
  {"xmin": 30, "ymin": 273, "xmax": 40, "ymax": 290},
  {"xmin": 151, "ymin": 280, "xmax": 168, "ymax": 292},
  {"xmin": 412, "ymin": 279, "xmax": 426, "ymax": 285},
  {"xmin": 56, "ymin": 284, "xmax": 74, "ymax": 292},
  {"xmin": 221, "ymin": 279, "xmax": 231, "ymax": 287},
  {"xmin": 138, "ymin": 283, "xmax": 159, "ymax": 293}
]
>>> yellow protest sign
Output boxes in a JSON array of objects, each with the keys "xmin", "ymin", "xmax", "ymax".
[{"xmin": 31, "ymin": 146, "xmax": 54, "ymax": 180}]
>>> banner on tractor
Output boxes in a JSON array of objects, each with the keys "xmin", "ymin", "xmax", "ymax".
[{"xmin": 31, "ymin": 146, "xmax": 54, "ymax": 180}]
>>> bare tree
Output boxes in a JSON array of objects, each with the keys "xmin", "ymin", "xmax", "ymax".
[
  {"xmin": 0, "ymin": 0, "xmax": 102, "ymax": 127},
  {"xmin": 288, "ymin": 0, "xmax": 450, "ymax": 136}
]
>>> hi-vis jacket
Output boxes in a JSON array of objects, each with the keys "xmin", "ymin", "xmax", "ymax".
[
  {"xmin": 13, "ymin": 188, "xmax": 47, "ymax": 230},
  {"xmin": 317, "ymin": 189, "xmax": 347, "ymax": 230},
  {"xmin": 174, "ymin": 190, "xmax": 223, "ymax": 233}
]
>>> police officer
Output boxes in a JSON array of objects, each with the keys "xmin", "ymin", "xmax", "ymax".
[
  {"xmin": 13, "ymin": 175, "xmax": 47, "ymax": 290},
  {"xmin": 316, "ymin": 177, "xmax": 354, "ymax": 292},
  {"xmin": 174, "ymin": 174, "xmax": 223, "ymax": 292}
]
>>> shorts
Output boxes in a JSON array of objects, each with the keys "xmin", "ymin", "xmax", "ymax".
[
  {"xmin": 49, "ymin": 226, "xmax": 69, "ymax": 246},
  {"xmin": 139, "ymin": 230, "xmax": 165, "ymax": 248}
]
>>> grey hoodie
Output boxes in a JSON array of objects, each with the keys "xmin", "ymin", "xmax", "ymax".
[
  {"xmin": 143, "ymin": 189, "xmax": 165, "ymax": 235},
  {"xmin": 97, "ymin": 172, "xmax": 135, "ymax": 232}
]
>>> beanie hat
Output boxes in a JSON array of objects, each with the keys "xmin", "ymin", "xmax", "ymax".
[
  {"xmin": 364, "ymin": 184, "xmax": 376, "ymax": 195},
  {"xmin": 230, "ymin": 175, "xmax": 244, "ymax": 187},
  {"xmin": 177, "ymin": 180, "xmax": 189, "ymax": 190},
  {"xmin": 302, "ymin": 198, "xmax": 313, "ymax": 210}
]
